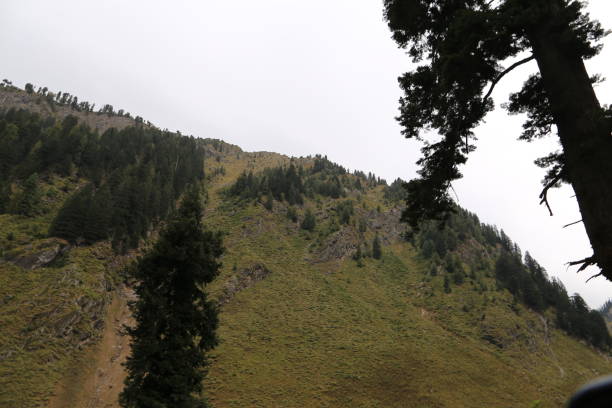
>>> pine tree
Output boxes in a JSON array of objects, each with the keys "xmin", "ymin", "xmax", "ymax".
[
  {"xmin": 13, "ymin": 173, "xmax": 42, "ymax": 216},
  {"xmin": 286, "ymin": 206, "xmax": 298, "ymax": 223},
  {"xmin": 421, "ymin": 239, "xmax": 435, "ymax": 258},
  {"xmin": 429, "ymin": 262, "xmax": 438, "ymax": 277},
  {"xmin": 0, "ymin": 181, "xmax": 11, "ymax": 213},
  {"xmin": 372, "ymin": 234, "xmax": 382, "ymax": 260},
  {"xmin": 263, "ymin": 193, "xmax": 273, "ymax": 211},
  {"xmin": 383, "ymin": 0, "xmax": 612, "ymax": 281},
  {"xmin": 444, "ymin": 274, "xmax": 452, "ymax": 294},
  {"xmin": 120, "ymin": 186, "xmax": 223, "ymax": 408},
  {"xmin": 84, "ymin": 184, "xmax": 113, "ymax": 242},
  {"xmin": 353, "ymin": 244, "xmax": 364, "ymax": 267},
  {"xmin": 50, "ymin": 184, "xmax": 93, "ymax": 243},
  {"xmin": 300, "ymin": 208, "xmax": 316, "ymax": 231}
]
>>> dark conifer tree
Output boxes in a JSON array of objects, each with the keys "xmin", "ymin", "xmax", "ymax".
[
  {"xmin": 421, "ymin": 239, "xmax": 435, "ymax": 258},
  {"xmin": 120, "ymin": 186, "xmax": 223, "ymax": 408},
  {"xmin": 372, "ymin": 234, "xmax": 382, "ymax": 260},
  {"xmin": 286, "ymin": 206, "xmax": 298, "ymax": 223},
  {"xmin": 13, "ymin": 173, "xmax": 42, "ymax": 216},
  {"xmin": 444, "ymin": 275, "xmax": 452, "ymax": 293},
  {"xmin": 300, "ymin": 208, "xmax": 316, "ymax": 231},
  {"xmin": 0, "ymin": 181, "xmax": 11, "ymax": 213},
  {"xmin": 49, "ymin": 184, "xmax": 93, "ymax": 243},
  {"xmin": 85, "ymin": 184, "xmax": 113, "ymax": 242},
  {"xmin": 263, "ymin": 193, "xmax": 274, "ymax": 211},
  {"xmin": 384, "ymin": 0, "xmax": 612, "ymax": 281}
]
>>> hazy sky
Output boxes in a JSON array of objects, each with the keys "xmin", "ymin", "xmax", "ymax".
[{"xmin": 1, "ymin": 1, "xmax": 610, "ymax": 307}]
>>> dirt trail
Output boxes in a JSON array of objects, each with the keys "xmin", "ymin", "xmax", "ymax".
[{"xmin": 47, "ymin": 286, "xmax": 134, "ymax": 408}]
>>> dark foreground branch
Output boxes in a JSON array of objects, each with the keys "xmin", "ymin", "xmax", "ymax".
[
  {"xmin": 567, "ymin": 255, "xmax": 597, "ymax": 273},
  {"xmin": 539, "ymin": 172, "xmax": 563, "ymax": 216},
  {"xmin": 563, "ymin": 219, "xmax": 583, "ymax": 228},
  {"xmin": 483, "ymin": 55, "xmax": 536, "ymax": 101}
]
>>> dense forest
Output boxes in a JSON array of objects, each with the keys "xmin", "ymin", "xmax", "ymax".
[
  {"xmin": 0, "ymin": 108, "xmax": 207, "ymax": 252},
  {"xmin": 227, "ymin": 155, "xmax": 386, "ymax": 205},
  {"xmin": 409, "ymin": 205, "xmax": 611, "ymax": 350}
]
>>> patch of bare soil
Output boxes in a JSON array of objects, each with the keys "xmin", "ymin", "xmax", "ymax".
[{"xmin": 47, "ymin": 286, "xmax": 134, "ymax": 408}]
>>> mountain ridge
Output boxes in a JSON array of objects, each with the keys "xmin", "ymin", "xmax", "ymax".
[{"xmin": 0, "ymin": 83, "xmax": 610, "ymax": 408}]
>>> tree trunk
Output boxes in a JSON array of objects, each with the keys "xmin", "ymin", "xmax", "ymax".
[{"xmin": 526, "ymin": 2, "xmax": 612, "ymax": 281}]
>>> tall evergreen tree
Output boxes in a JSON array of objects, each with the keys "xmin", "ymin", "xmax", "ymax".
[
  {"xmin": 0, "ymin": 181, "xmax": 11, "ymax": 213},
  {"xmin": 383, "ymin": 0, "xmax": 612, "ymax": 281},
  {"xmin": 13, "ymin": 173, "xmax": 42, "ymax": 216},
  {"xmin": 300, "ymin": 208, "xmax": 316, "ymax": 231},
  {"xmin": 372, "ymin": 234, "xmax": 382, "ymax": 260},
  {"xmin": 120, "ymin": 186, "xmax": 224, "ymax": 408},
  {"xmin": 49, "ymin": 184, "xmax": 93, "ymax": 243}
]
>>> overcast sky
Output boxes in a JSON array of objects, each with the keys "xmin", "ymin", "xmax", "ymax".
[{"xmin": 1, "ymin": 0, "xmax": 610, "ymax": 307}]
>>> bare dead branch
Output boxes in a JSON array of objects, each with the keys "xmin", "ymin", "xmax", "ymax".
[
  {"xmin": 586, "ymin": 272, "xmax": 603, "ymax": 283},
  {"xmin": 483, "ymin": 55, "xmax": 536, "ymax": 101},
  {"xmin": 448, "ymin": 182, "xmax": 460, "ymax": 202},
  {"xmin": 539, "ymin": 171, "xmax": 563, "ymax": 216},
  {"xmin": 562, "ymin": 219, "xmax": 583, "ymax": 228},
  {"xmin": 567, "ymin": 255, "xmax": 597, "ymax": 273}
]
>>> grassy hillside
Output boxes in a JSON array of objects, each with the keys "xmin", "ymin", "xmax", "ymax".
[
  {"xmin": 0, "ymin": 175, "xmax": 128, "ymax": 407},
  {"xmin": 0, "ymin": 91, "xmax": 210, "ymax": 407},
  {"xmin": 1, "ymin": 91, "xmax": 611, "ymax": 407},
  {"xmin": 200, "ymin": 149, "xmax": 612, "ymax": 408}
]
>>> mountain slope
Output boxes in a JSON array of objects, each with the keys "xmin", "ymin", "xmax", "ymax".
[
  {"xmin": 0, "ymin": 85, "xmax": 610, "ymax": 408},
  {"xmin": 199, "ymin": 149, "xmax": 611, "ymax": 408}
]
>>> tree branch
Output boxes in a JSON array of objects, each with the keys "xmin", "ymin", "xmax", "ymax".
[
  {"xmin": 539, "ymin": 171, "xmax": 563, "ymax": 216},
  {"xmin": 449, "ymin": 183, "xmax": 460, "ymax": 203},
  {"xmin": 562, "ymin": 219, "xmax": 582, "ymax": 228},
  {"xmin": 483, "ymin": 55, "xmax": 536, "ymax": 101},
  {"xmin": 567, "ymin": 255, "xmax": 597, "ymax": 273},
  {"xmin": 586, "ymin": 272, "xmax": 603, "ymax": 283}
]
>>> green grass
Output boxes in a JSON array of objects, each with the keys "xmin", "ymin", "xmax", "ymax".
[
  {"xmin": 201, "ymin": 151, "xmax": 612, "ymax": 408},
  {"xmin": 0, "ymin": 177, "xmax": 118, "ymax": 408},
  {"xmin": 1, "ymin": 149, "xmax": 610, "ymax": 407}
]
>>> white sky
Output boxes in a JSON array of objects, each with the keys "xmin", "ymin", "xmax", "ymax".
[{"xmin": 1, "ymin": 0, "xmax": 610, "ymax": 307}]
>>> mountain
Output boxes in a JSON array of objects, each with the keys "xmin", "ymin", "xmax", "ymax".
[{"xmin": 1, "ymin": 83, "xmax": 610, "ymax": 408}]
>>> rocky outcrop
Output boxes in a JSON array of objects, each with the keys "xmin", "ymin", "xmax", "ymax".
[
  {"xmin": 365, "ymin": 207, "xmax": 404, "ymax": 244},
  {"xmin": 218, "ymin": 263, "xmax": 271, "ymax": 305},
  {"xmin": 4, "ymin": 238, "xmax": 70, "ymax": 269},
  {"xmin": 311, "ymin": 227, "xmax": 360, "ymax": 263},
  {"xmin": 0, "ymin": 87, "xmax": 136, "ymax": 133},
  {"xmin": 309, "ymin": 206, "xmax": 405, "ymax": 264}
]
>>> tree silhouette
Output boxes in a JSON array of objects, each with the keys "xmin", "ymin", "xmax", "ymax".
[{"xmin": 383, "ymin": 0, "xmax": 612, "ymax": 281}]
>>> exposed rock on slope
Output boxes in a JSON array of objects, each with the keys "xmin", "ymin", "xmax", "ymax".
[
  {"xmin": 218, "ymin": 263, "xmax": 272, "ymax": 305},
  {"xmin": 4, "ymin": 238, "xmax": 70, "ymax": 270},
  {"xmin": 0, "ymin": 87, "xmax": 136, "ymax": 133}
]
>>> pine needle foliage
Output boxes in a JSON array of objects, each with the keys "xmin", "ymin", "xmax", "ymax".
[{"xmin": 120, "ymin": 186, "xmax": 224, "ymax": 408}]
